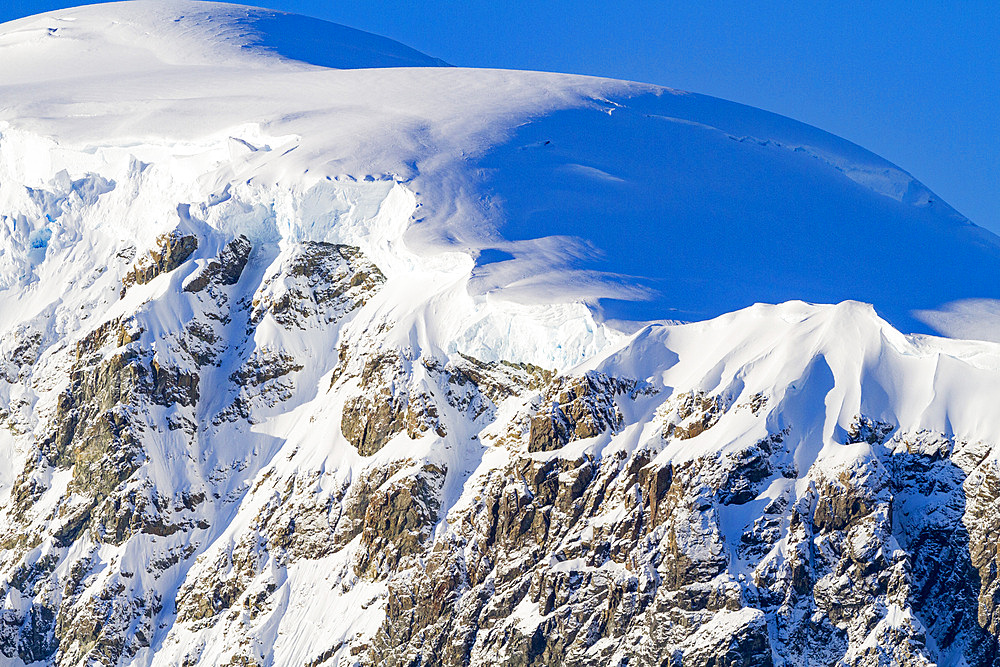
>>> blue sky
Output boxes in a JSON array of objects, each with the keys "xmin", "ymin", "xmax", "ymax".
[{"xmin": 3, "ymin": 0, "xmax": 998, "ymax": 233}]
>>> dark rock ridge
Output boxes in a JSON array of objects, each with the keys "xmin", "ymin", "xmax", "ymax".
[{"xmin": 121, "ymin": 233, "xmax": 199, "ymax": 298}]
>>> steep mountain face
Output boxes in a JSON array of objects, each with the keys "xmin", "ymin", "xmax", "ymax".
[{"xmin": 2, "ymin": 3, "xmax": 1000, "ymax": 667}]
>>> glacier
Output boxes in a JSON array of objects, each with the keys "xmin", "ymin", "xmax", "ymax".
[{"xmin": 0, "ymin": 2, "xmax": 999, "ymax": 666}]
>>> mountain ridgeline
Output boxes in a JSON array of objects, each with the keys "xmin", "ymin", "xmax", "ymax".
[{"xmin": 1, "ymin": 3, "xmax": 1000, "ymax": 666}]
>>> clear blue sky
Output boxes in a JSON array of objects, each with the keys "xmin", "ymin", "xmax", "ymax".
[{"xmin": 3, "ymin": 0, "xmax": 998, "ymax": 233}]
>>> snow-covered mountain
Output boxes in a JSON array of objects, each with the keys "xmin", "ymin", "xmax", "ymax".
[{"xmin": 1, "ymin": 2, "xmax": 1000, "ymax": 666}]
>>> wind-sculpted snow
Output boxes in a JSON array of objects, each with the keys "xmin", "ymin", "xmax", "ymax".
[
  {"xmin": 2, "ymin": 2, "xmax": 999, "ymax": 339},
  {"xmin": 0, "ymin": 0, "xmax": 447, "ymax": 79},
  {"xmin": 470, "ymin": 92, "xmax": 1000, "ymax": 331},
  {"xmin": 230, "ymin": 7, "xmax": 450, "ymax": 70},
  {"xmin": 3, "ymin": 3, "xmax": 1000, "ymax": 666}
]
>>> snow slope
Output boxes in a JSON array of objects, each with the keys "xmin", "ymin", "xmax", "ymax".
[
  {"xmin": 1, "ymin": 3, "xmax": 1000, "ymax": 667},
  {"xmin": 0, "ymin": 1, "xmax": 998, "ymax": 348},
  {"xmin": 0, "ymin": 0, "xmax": 447, "ymax": 81}
]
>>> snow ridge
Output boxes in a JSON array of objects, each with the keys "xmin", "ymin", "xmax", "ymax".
[{"xmin": 1, "ymin": 3, "xmax": 1000, "ymax": 667}]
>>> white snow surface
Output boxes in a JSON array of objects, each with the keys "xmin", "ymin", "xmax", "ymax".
[
  {"xmin": 1, "ymin": 0, "xmax": 999, "ymax": 348},
  {"xmin": 1, "ymin": 4, "xmax": 1000, "ymax": 665}
]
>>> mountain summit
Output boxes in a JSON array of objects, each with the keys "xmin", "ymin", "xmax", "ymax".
[
  {"xmin": 1, "ymin": 3, "xmax": 999, "ymax": 666},
  {"xmin": 3, "ymin": 1, "xmax": 999, "ymax": 343}
]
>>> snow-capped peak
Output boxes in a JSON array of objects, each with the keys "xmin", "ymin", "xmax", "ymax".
[
  {"xmin": 2, "ymin": 5, "xmax": 1000, "ymax": 666},
  {"xmin": 0, "ymin": 0, "xmax": 448, "ymax": 82}
]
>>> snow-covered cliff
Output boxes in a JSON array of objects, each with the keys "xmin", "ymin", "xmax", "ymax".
[{"xmin": 2, "ymin": 3, "xmax": 1000, "ymax": 666}]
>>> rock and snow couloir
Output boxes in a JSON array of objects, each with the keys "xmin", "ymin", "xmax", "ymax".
[{"xmin": 1, "ymin": 2, "xmax": 1000, "ymax": 666}]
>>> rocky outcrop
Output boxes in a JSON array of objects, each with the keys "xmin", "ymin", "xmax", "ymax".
[
  {"xmin": 0, "ymin": 234, "xmax": 392, "ymax": 667},
  {"xmin": 340, "ymin": 351, "xmax": 437, "ymax": 455},
  {"xmin": 4, "ymin": 221, "xmax": 1000, "ymax": 667},
  {"xmin": 251, "ymin": 241, "xmax": 385, "ymax": 329},
  {"xmin": 356, "ymin": 463, "xmax": 445, "ymax": 576},
  {"xmin": 528, "ymin": 372, "xmax": 639, "ymax": 452},
  {"xmin": 121, "ymin": 232, "xmax": 198, "ymax": 297},
  {"xmin": 183, "ymin": 235, "xmax": 251, "ymax": 294},
  {"xmin": 660, "ymin": 390, "xmax": 730, "ymax": 441},
  {"xmin": 337, "ymin": 350, "xmax": 495, "ymax": 456}
]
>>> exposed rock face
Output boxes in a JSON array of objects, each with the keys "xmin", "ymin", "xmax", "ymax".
[
  {"xmin": 183, "ymin": 235, "xmax": 251, "ymax": 294},
  {"xmin": 250, "ymin": 241, "xmax": 384, "ymax": 329},
  {"xmin": 121, "ymin": 232, "xmax": 199, "ymax": 297},
  {"xmin": 0, "ymin": 227, "xmax": 392, "ymax": 666},
  {"xmin": 9, "ymin": 3, "xmax": 1000, "ymax": 664},
  {"xmin": 3, "ymin": 225, "xmax": 1000, "ymax": 667},
  {"xmin": 528, "ymin": 372, "xmax": 636, "ymax": 452},
  {"xmin": 661, "ymin": 390, "xmax": 730, "ymax": 441}
]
